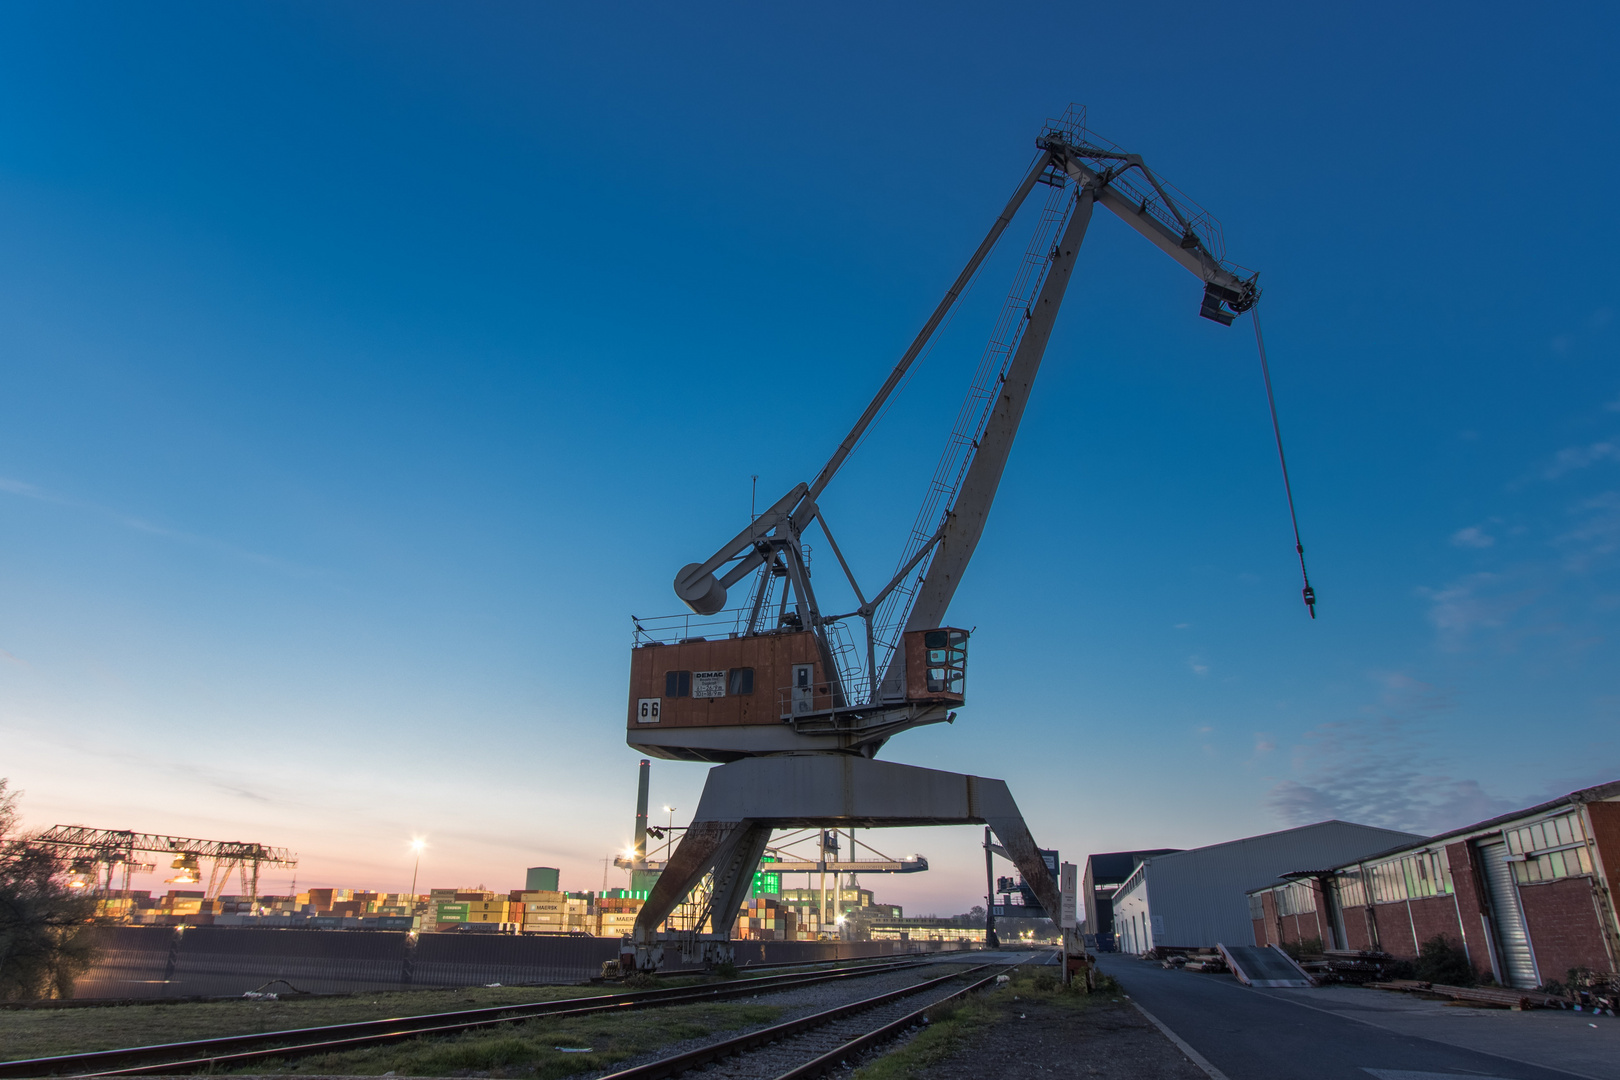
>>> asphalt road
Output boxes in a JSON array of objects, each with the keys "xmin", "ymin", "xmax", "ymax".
[{"xmin": 1096, "ymin": 954, "xmax": 1619, "ymax": 1080}]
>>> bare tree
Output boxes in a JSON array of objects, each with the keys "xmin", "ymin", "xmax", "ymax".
[{"xmin": 0, "ymin": 779, "xmax": 99, "ymax": 1000}]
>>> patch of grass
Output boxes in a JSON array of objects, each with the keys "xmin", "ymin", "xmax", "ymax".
[
  {"xmin": 1090, "ymin": 970, "xmax": 1121, "ymax": 994},
  {"xmin": 855, "ymin": 965, "xmax": 1097, "ymax": 1080},
  {"xmin": 0, "ymin": 984, "xmax": 647, "ymax": 1063},
  {"xmin": 231, "ymin": 999, "xmax": 784, "ymax": 1077},
  {"xmin": 853, "ymin": 995, "xmax": 999, "ymax": 1080}
]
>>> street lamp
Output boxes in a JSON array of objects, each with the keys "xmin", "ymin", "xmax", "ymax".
[
  {"xmin": 408, "ymin": 838, "xmax": 425, "ymax": 900},
  {"xmin": 662, "ymin": 806, "xmax": 677, "ymax": 860}
]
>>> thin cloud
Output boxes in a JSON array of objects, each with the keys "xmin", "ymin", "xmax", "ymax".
[
  {"xmin": 1416, "ymin": 572, "xmax": 1540, "ymax": 652},
  {"xmin": 1555, "ymin": 491, "xmax": 1620, "ymax": 570},
  {"xmin": 1421, "ymin": 428, "xmax": 1620, "ymax": 653},
  {"xmin": 0, "ymin": 477, "xmax": 44, "ymax": 497},
  {"xmin": 1544, "ymin": 439, "xmax": 1620, "ymax": 479},
  {"xmin": 1267, "ymin": 719, "xmax": 1516, "ymax": 834},
  {"xmin": 0, "ymin": 473, "xmax": 313, "ymax": 577},
  {"xmin": 1370, "ymin": 670, "xmax": 1453, "ymax": 715}
]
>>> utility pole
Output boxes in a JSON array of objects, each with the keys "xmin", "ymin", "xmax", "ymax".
[
  {"xmin": 984, "ymin": 827, "xmax": 998, "ymax": 948},
  {"xmin": 818, "ymin": 830, "xmax": 827, "ymax": 938}
]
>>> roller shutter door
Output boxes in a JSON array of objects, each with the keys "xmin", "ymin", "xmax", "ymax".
[{"xmin": 1478, "ymin": 841, "xmax": 1538, "ymax": 989}]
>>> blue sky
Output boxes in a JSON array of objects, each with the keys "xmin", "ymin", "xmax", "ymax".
[{"xmin": 1, "ymin": 2, "xmax": 1615, "ymax": 912}]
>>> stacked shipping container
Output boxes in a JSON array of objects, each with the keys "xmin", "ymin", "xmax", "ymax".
[{"xmin": 733, "ymin": 897, "xmax": 803, "ymax": 940}]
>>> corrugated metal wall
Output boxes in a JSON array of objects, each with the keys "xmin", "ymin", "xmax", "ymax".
[
  {"xmin": 67, "ymin": 928, "xmax": 972, "ymax": 1000},
  {"xmin": 412, "ymin": 934, "xmax": 620, "ymax": 987},
  {"xmin": 1138, "ymin": 821, "xmax": 1421, "ymax": 949}
]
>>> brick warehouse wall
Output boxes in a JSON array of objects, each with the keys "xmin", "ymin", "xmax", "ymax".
[
  {"xmin": 1446, "ymin": 842, "xmax": 1495, "ymax": 979},
  {"xmin": 1277, "ymin": 910, "xmax": 1325, "ymax": 947},
  {"xmin": 1518, "ymin": 877, "xmax": 1613, "ymax": 984},
  {"xmin": 1586, "ymin": 802, "xmax": 1620, "ymax": 938},
  {"xmin": 1408, "ymin": 895, "xmax": 1465, "ymax": 955},
  {"xmin": 1342, "ymin": 904, "xmax": 1377, "ymax": 952},
  {"xmin": 1347, "ymin": 898, "xmax": 1462, "ymax": 963},
  {"xmin": 1369, "ymin": 902, "xmax": 1417, "ymax": 958},
  {"xmin": 1252, "ymin": 883, "xmax": 1329, "ymax": 948},
  {"xmin": 1257, "ymin": 892, "xmax": 1279, "ymax": 946},
  {"xmin": 1311, "ymin": 878, "xmax": 1331, "ymax": 946}
]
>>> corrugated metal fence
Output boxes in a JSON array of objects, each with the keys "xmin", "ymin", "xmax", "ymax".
[{"xmin": 69, "ymin": 928, "xmax": 970, "ymax": 1000}]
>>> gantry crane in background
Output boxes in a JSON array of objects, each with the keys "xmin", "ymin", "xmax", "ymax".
[
  {"xmin": 621, "ymin": 106, "xmax": 1310, "ymax": 969},
  {"xmin": 33, "ymin": 825, "xmax": 297, "ymax": 911}
]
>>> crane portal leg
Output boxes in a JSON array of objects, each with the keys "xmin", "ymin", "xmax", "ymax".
[
  {"xmin": 630, "ymin": 819, "xmax": 770, "ymax": 969},
  {"xmin": 627, "ymin": 755, "xmax": 1066, "ymax": 971}
]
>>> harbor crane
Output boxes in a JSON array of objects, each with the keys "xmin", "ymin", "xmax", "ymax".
[
  {"xmin": 623, "ymin": 107, "xmax": 1310, "ymax": 968},
  {"xmin": 34, "ymin": 825, "xmax": 297, "ymax": 910}
]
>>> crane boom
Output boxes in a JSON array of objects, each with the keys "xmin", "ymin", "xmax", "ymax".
[
  {"xmin": 805, "ymin": 151, "xmax": 1057, "ymax": 505},
  {"xmin": 672, "ymin": 151, "xmax": 1056, "ymax": 617},
  {"xmin": 880, "ymin": 188, "xmax": 1095, "ymax": 688},
  {"xmin": 1045, "ymin": 134, "xmax": 1257, "ymax": 324},
  {"xmin": 874, "ymin": 127, "xmax": 1258, "ymax": 690},
  {"xmin": 638, "ymin": 109, "xmax": 1276, "ymax": 764}
]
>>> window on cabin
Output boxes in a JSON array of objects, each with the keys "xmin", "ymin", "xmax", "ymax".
[
  {"xmin": 664, "ymin": 670, "xmax": 691, "ymax": 697},
  {"xmin": 922, "ymin": 629, "xmax": 969, "ymax": 694},
  {"xmin": 728, "ymin": 668, "xmax": 754, "ymax": 695}
]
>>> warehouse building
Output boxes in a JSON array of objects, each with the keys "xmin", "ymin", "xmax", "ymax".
[
  {"xmin": 1081, "ymin": 848, "xmax": 1181, "ymax": 949},
  {"xmin": 1113, "ymin": 820, "xmax": 1421, "ymax": 953},
  {"xmin": 1247, "ymin": 780, "xmax": 1620, "ymax": 988}
]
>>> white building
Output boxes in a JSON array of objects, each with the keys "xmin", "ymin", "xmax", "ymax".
[{"xmin": 1113, "ymin": 820, "xmax": 1420, "ymax": 953}]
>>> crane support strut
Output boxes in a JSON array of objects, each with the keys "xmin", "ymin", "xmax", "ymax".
[{"xmin": 629, "ymin": 756, "xmax": 1060, "ymax": 969}]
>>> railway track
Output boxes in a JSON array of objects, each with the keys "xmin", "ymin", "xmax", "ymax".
[
  {"xmin": 0, "ymin": 956, "xmax": 942, "ymax": 1078},
  {"xmin": 597, "ymin": 963, "xmax": 1002, "ymax": 1080}
]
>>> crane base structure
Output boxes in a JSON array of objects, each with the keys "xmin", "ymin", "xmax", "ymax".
[{"xmin": 625, "ymin": 755, "xmax": 1072, "ymax": 971}]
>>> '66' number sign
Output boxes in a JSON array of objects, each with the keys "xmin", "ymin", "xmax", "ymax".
[{"xmin": 636, "ymin": 698, "xmax": 661, "ymax": 723}]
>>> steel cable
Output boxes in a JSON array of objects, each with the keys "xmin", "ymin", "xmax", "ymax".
[{"xmin": 1251, "ymin": 307, "xmax": 1316, "ymax": 618}]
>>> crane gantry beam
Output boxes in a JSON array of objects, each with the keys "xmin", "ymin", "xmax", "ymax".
[
  {"xmin": 33, "ymin": 825, "xmax": 297, "ymax": 906},
  {"xmin": 33, "ymin": 825, "xmax": 296, "ymax": 865}
]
